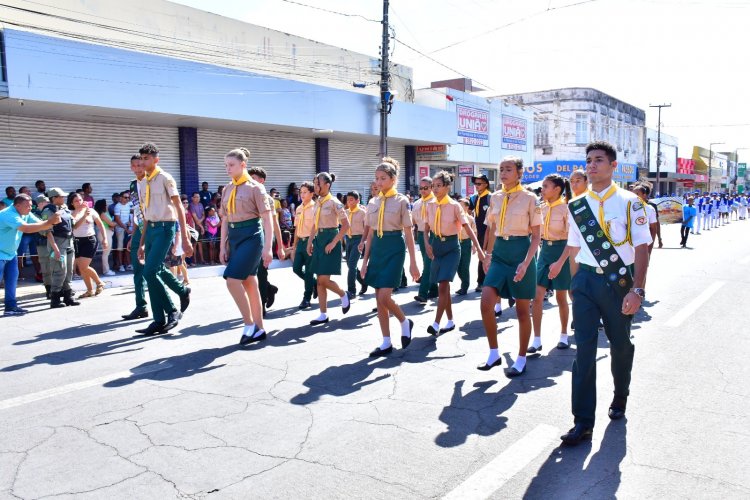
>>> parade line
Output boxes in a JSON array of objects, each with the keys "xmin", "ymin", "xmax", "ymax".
[
  {"xmin": 665, "ymin": 281, "xmax": 725, "ymax": 328},
  {"xmin": 0, "ymin": 363, "xmax": 172, "ymax": 411}
]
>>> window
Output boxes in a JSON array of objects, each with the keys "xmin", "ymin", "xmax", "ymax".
[
  {"xmin": 575, "ymin": 113, "xmax": 588, "ymax": 144},
  {"xmin": 535, "ymin": 120, "xmax": 549, "ymax": 146}
]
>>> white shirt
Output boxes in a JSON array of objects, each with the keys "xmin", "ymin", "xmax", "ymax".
[
  {"xmin": 114, "ymin": 202, "xmax": 132, "ymax": 227},
  {"xmin": 645, "ymin": 203, "xmax": 657, "ymax": 224},
  {"xmin": 567, "ymin": 185, "xmax": 653, "ymax": 267}
]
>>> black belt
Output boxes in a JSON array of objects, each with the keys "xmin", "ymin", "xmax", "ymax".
[
  {"xmin": 542, "ymin": 239, "xmax": 567, "ymax": 246},
  {"xmin": 317, "ymin": 228, "xmax": 338, "ymax": 233},
  {"xmin": 431, "ymin": 233, "xmax": 458, "ymax": 242},
  {"xmin": 496, "ymin": 235, "xmax": 527, "ymax": 241},
  {"xmin": 228, "ymin": 218, "xmax": 259, "ymax": 229}
]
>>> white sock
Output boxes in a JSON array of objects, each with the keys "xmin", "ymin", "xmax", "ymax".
[
  {"xmin": 486, "ymin": 348, "xmax": 500, "ymax": 365},
  {"xmin": 253, "ymin": 327, "xmax": 266, "ymax": 338},
  {"xmin": 432, "ymin": 321, "xmax": 440, "ymax": 332},
  {"xmin": 401, "ymin": 319, "xmax": 412, "ymax": 338},
  {"xmin": 559, "ymin": 334, "xmax": 569, "ymax": 344},
  {"xmin": 242, "ymin": 324, "xmax": 255, "ymax": 337},
  {"xmin": 444, "ymin": 319, "xmax": 455, "ymax": 330},
  {"xmin": 313, "ymin": 313, "xmax": 328, "ymax": 322},
  {"xmin": 341, "ymin": 293, "xmax": 350, "ymax": 308},
  {"xmin": 512, "ymin": 356, "xmax": 527, "ymax": 371},
  {"xmin": 494, "ymin": 303, "xmax": 502, "ymax": 313},
  {"xmin": 531, "ymin": 336, "xmax": 542, "ymax": 348},
  {"xmin": 380, "ymin": 337, "xmax": 392, "ymax": 349}
]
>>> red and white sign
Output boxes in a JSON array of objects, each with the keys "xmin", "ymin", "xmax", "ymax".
[
  {"xmin": 501, "ymin": 115, "xmax": 527, "ymax": 152},
  {"xmin": 458, "ymin": 165, "xmax": 475, "ymax": 176},
  {"xmin": 457, "ymin": 105, "xmax": 489, "ymax": 147},
  {"xmin": 416, "ymin": 145, "xmax": 447, "ymax": 161},
  {"xmin": 418, "ymin": 165, "xmax": 429, "ymax": 180},
  {"xmin": 677, "ymin": 158, "xmax": 695, "ymax": 175}
]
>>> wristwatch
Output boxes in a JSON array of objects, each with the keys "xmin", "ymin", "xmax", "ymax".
[{"xmin": 630, "ymin": 287, "xmax": 646, "ymax": 299}]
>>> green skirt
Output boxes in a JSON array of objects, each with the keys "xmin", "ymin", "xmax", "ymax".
[
  {"xmin": 366, "ymin": 231, "xmax": 406, "ymax": 289},
  {"xmin": 429, "ymin": 234, "xmax": 460, "ymax": 284},
  {"xmin": 483, "ymin": 236, "xmax": 537, "ymax": 300},
  {"xmin": 311, "ymin": 228, "xmax": 342, "ymax": 276},
  {"xmin": 537, "ymin": 239, "xmax": 571, "ymax": 290},
  {"xmin": 223, "ymin": 219, "xmax": 263, "ymax": 280}
]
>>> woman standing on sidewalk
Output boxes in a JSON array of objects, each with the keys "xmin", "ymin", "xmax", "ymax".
[
  {"xmin": 69, "ymin": 193, "xmax": 108, "ymax": 298},
  {"xmin": 360, "ymin": 157, "xmax": 420, "ymax": 356},
  {"xmin": 219, "ymin": 148, "xmax": 274, "ymax": 345},
  {"xmin": 529, "ymin": 174, "xmax": 572, "ymax": 353}
]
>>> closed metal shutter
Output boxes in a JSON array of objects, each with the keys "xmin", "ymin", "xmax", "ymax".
[
  {"xmin": 0, "ymin": 115, "xmax": 180, "ymax": 199},
  {"xmin": 328, "ymin": 140, "xmax": 407, "ymax": 201},
  {"xmin": 196, "ymin": 129, "xmax": 316, "ymax": 197}
]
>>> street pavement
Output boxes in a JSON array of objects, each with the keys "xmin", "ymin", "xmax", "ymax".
[{"xmin": 1, "ymin": 221, "xmax": 749, "ymax": 499}]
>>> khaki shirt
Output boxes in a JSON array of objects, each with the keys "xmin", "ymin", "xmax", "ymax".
[
  {"xmin": 425, "ymin": 197, "xmax": 466, "ymax": 236},
  {"xmin": 365, "ymin": 194, "xmax": 412, "ymax": 231},
  {"xmin": 460, "ymin": 214, "xmax": 477, "ymax": 240},
  {"xmin": 138, "ymin": 169, "xmax": 179, "ymax": 222},
  {"xmin": 541, "ymin": 201, "xmax": 569, "ymax": 241},
  {"xmin": 314, "ymin": 196, "xmax": 346, "ymax": 229},
  {"xmin": 346, "ymin": 206, "xmax": 366, "ymax": 236},
  {"xmin": 294, "ymin": 201, "xmax": 316, "ymax": 238},
  {"xmin": 412, "ymin": 196, "xmax": 435, "ymax": 230},
  {"xmin": 487, "ymin": 189, "xmax": 542, "ymax": 237},
  {"xmin": 220, "ymin": 180, "xmax": 271, "ymax": 223}
]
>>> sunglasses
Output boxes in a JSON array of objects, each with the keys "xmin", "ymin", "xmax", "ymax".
[{"xmin": 419, "ymin": 186, "xmax": 431, "ymax": 191}]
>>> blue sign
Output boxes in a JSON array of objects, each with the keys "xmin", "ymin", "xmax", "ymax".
[{"xmin": 523, "ymin": 160, "xmax": 638, "ymax": 184}]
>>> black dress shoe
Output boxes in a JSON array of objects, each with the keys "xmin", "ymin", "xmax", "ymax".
[
  {"xmin": 239, "ymin": 325, "xmax": 259, "ymax": 346},
  {"xmin": 439, "ymin": 324, "xmax": 455, "ymax": 334},
  {"xmin": 476, "ymin": 358, "xmax": 502, "ymax": 371},
  {"xmin": 504, "ymin": 365, "xmax": 526, "ymax": 378},
  {"xmin": 266, "ymin": 285, "xmax": 278, "ymax": 308},
  {"xmin": 508, "ymin": 298, "xmax": 516, "ymax": 308},
  {"xmin": 427, "ymin": 324, "xmax": 438, "ymax": 336},
  {"xmin": 309, "ymin": 317, "xmax": 329, "ymax": 326},
  {"xmin": 608, "ymin": 397, "xmax": 627, "ymax": 420},
  {"xmin": 526, "ymin": 345, "xmax": 542, "ymax": 354},
  {"xmin": 372, "ymin": 307, "xmax": 378, "ymax": 312},
  {"xmin": 342, "ymin": 298, "xmax": 350, "ymax": 315},
  {"xmin": 122, "ymin": 309, "xmax": 148, "ymax": 320},
  {"xmin": 560, "ymin": 424, "xmax": 593, "ymax": 445},
  {"xmin": 495, "ymin": 309, "xmax": 503, "ymax": 318},
  {"xmin": 298, "ymin": 300, "xmax": 311, "ymax": 310},
  {"xmin": 369, "ymin": 346, "xmax": 392, "ymax": 357},
  {"xmin": 401, "ymin": 319, "xmax": 414, "ymax": 349},
  {"xmin": 414, "ymin": 295, "xmax": 427, "ymax": 304},
  {"xmin": 359, "ymin": 284, "xmax": 368, "ymax": 295},
  {"xmin": 162, "ymin": 313, "xmax": 179, "ymax": 332},
  {"xmin": 475, "ymin": 286, "xmax": 482, "ymax": 293},
  {"xmin": 455, "ymin": 289, "xmax": 467, "ymax": 296},
  {"xmin": 556, "ymin": 341, "xmax": 570, "ymax": 350},
  {"xmin": 180, "ymin": 286, "xmax": 191, "ymax": 313},
  {"xmin": 136, "ymin": 322, "xmax": 167, "ymax": 335}
]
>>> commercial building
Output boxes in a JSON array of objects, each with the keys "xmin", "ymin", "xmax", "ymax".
[
  {"xmin": 692, "ymin": 146, "xmax": 727, "ymax": 193},
  {"xmin": 644, "ymin": 129, "xmax": 682, "ymax": 195}
]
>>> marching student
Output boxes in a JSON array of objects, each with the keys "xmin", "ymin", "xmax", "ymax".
[
  {"xmin": 344, "ymin": 191, "xmax": 367, "ymax": 299},
  {"xmin": 219, "ymin": 149, "xmax": 274, "ymax": 345},
  {"xmin": 478, "ymin": 157, "xmax": 542, "ymax": 377},
  {"xmin": 423, "ymin": 172, "xmax": 485, "ymax": 336},
  {"xmin": 360, "ymin": 157, "xmax": 420, "ymax": 357},
  {"xmin": 693, "ymin": 195, "xmax": 703, "ymax": 235},
  {"xmin": 469, "ymin": 174, "xmax": 492, "ymax": 292},
  {"xmin": 307, "ymin": 172, "xmax": 351, "ymax": 325},
  {"xmin": 701, "ymin": 195, "xmax": 712, "ymax": 231},
  {"xmin": 456, "ymin": 198, "xmax": 477, "ymax": 295},
  {"xmin": 680, "ymin": 196, "xmax": 696, "ymax": 248},
  {"xmin": 291, "ymin": 181, "xmax": 317, "ymax": 309},
  {"xmin": 569, "ymin": 169, "xmax": 589, "ymax": 198},
  {"xmin": 411, "ymin": 176, "xmax": 438, "ymax": 303},
  {"xmin": 631, "ymin": 183, "xmax": 658, "ymax": 256},
  {"xmin": 740, "ymin": 195, "xmax": 748, "ymax": 220},
  {"xmin": 530, "ymin": 174, "xmax": 572, "ymax": 353}
]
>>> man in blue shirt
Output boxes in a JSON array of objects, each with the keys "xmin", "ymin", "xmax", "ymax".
[
  {"xmin": 198, "ymin": 182, "xmax": 213, "ymax": 208},
  {"xmin": 680, "ymin": 197, "xmax": 696, "ymax": 248},
  {"xmin": 0, "ymin": 194, "xmax": 60, "ymax": 315}
]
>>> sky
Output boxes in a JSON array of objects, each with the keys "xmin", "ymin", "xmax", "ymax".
[{"xmin": 170, "ymin": 0, "xmax": 750, "ymax": 159}]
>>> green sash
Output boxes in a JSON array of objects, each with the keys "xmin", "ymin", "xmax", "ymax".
[{"xmin": 569, "ymin": 196, "xmax": 633, "ymax": 294}]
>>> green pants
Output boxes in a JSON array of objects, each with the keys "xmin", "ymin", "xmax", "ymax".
[
  {"xmin": 570, "ymin": 268, "xmax": 635, "ymax": 428},
  {"xmin": 38, "ymin": 237, "xmax": 51, "ymax": 287},
  {"xmin": 457, "ymin": 238, "xmax": 472, "ymax": 292},
  {"xmin": 417, "ymin": 231, "xmax": 438, "ymax": 298},
  {"xmin": 143, "ymin": 222, "xmax": 183, "ymax": 323},
  {"xmin": 132, "ymin": 225, "xmax": 184, "ymax": 312},
  {"xmin": 48, "ymin": 236, "xmax": 74, "ymax": 293},
  {"xmin": 345, "ymin": 235, "xmax": 362, "ymax": 294},
  {"xmin": 293, "ymin": 238, "xmax": 316, "ymax": 301}
]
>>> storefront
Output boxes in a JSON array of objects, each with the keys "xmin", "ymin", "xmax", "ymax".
[{"xmin": 527, "ymin": 160, "xmax": 638, "ymax": 187}]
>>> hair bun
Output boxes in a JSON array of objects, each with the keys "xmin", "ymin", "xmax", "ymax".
[{"xmin": 330, "ymin": 173, "xmax": 337, "ymax": 183}]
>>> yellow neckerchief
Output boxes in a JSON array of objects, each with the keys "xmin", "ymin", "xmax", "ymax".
[
  {"xmin": 377, "ymin": 187, "xmax": 398, "ymax": 237},
  {"xmin": 144, "ymin": 167, "xmax": 162, "ymax": 210},
  {"xmin": 498, "ymin": 183, "xmax": 524, "ymax": 235},
  {"xmin": 543, "ymin": 197, "xmax": 565, "ymax": 239},
  {"xmin": 420, "ymin": 192, "xmax": 435, "ymax": 221},
  {"xmin": 314, "ymin": 193, "xmax": 332, "ymax": 231},
  {"xmin": 474, "ymin": 189, "xmax": 489, "ymax": 217},
  {"xmin": 346, "ymin": 204, "xmax": 360, "ymax": 236},
  {"xmin": 434, "ymin": 195, "xmax": 451, "ymax": 238},
  {"xmin": 297, "ymin": 200, "xmax": 314, "ymax": 237},
  {"xmin": 227, "ymin": 171, "xmax": 251, "ymax": 215},
  {"xmin": 588, "ymin": 183, "xmax": 631, "ymax": 246}
]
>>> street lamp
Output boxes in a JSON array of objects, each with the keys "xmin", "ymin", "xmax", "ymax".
[{"xmin": 708, "ymin": 142, "xmax": 724, "ymax": 193}]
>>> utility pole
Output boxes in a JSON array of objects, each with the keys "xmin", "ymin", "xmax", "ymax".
[
  {"xmin": 649, "ymin": 103, "xmax": 671, "ymax": 196},
  {"xmin": 379, "ymin": 0, "xmax": 390, "ymax": 158}
]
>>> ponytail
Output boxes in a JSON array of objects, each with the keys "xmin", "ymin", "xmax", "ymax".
[
  {"xmin": 562, "ymin": 177, "xmax": 572, "ymax": 202},
  {"xmin": 544, "ymin": 173, "xmax": 571, "ymax": 202},
  {"xmin": 316, "ymin": 172, "xmax": 336, "ymax": 186}
]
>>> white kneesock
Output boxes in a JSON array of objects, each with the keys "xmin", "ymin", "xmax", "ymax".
[
  {"xmin": 313, "ymin": 313, "xmax": 328, "ymax": 322},
  {"xmin": 494, "ymin": 303, "xmax": 502, "ymax": 313},
  {"xmin": 341, "ymin": 293, "xmax": 350, "ymax": 308},
  {"xmin": 401, "ymin": 319, "xmax": 412, "ymax": 337},
  {"xmin": 444, "ymin": 319, "xmax": 455, "ymax": 330},
  {"xmin": 486, "ymin": 348, "xmax": 500, "ymax": 365},
  {"xmin": 432, "ymin": 321, "xmax": 440, "ymax": 332},
  {"xmin": 242, "ymin": 324, "xmax": 255, "ymax": 337},
  {"xmin": 380, "ymin": 337, "xmax": 392, "ymax": 349},
  {"xmin": 512, "ymin": 355, "xmax": 527, "ymax": 371},
  {"xmin": 531, "ymin": 336, "xmax": 542, "ymax": 349},
  {"xmin": 559, "ymin": 333, "xmax": 569, "ymax": 344}
]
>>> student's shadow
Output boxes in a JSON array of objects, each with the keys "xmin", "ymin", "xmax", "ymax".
[
  {"xmin": 13, "ymin": 320, "xmax": 136, "ymax": 346},
  {"xmin": 524, "ymin": 420, "xmax": 627, "ymax": 499},
  {"xmin": 459, "ymin": 320, "xmax": 512, "ymax": 341}
]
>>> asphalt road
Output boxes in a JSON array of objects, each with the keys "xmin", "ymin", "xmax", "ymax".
[{"xmin": 1, "ymin": 220, "xmax": 748, "ymax": 499}]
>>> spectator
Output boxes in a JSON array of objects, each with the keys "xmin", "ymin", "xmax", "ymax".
[
  {"xmin": 210, "ymin": 192, "xmax": 221, "ymax": 209},
  {"xmin": 113, "ymin": 190, "xmax": 133, "ymax": 272},
  {"xmin": 286, "ymin": 183, "xmax": 301, "ymax": 215},
  {"xmin": 204, "ymin": 206, "xmax": 220, "ymax": 264},
  {"xmin": 94, "ymin": 199, "xmax": 116, "ymax": 276},
  {"xmin": 199, "ymin": 181, "xmax": 213, "ymax": 208},
  {"xmin": 269, "ymin": 188, "xmax": 282, "ymax": 217},
  {"xmin": 32, "ymin": 180, "xmax": 46, "ymax": 203},
  {"xmin": 69, "ymin": 192, "xmax": 107, "ymax": 298},
  {"xmin": 279, "ymin": 198, "xmax": 293, "ymax": 248},
  {"xmin": 181, "ymin": 195, "xmax": 198, "ymax": 267},
  {"xmin": 81, "ymin": 183, "xmax": 95, "ymax": 208},
  {"xmin": 189, "ymin": 192, "xmax": 206, "ymax": 265},
  {"xmin": 3, "ymin": 187, "xmax": 16, "ymax": 207},
  {"xmin": 107, "ymin": 192, "xmax": 120, "ymax": 218}
]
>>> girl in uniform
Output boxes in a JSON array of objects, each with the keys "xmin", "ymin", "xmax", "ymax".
[
  {"xmin": 360, "ymin": 157, "xmax": 420, "ymax": 357},
  {"xmin": 569, "ymin": 169, "xmax": 588, "ymax": 198},
  {"xmin": 529, "ymin": 174, "xmax": 572, "ymax": 352},
  {"xmin": 307, "ymin": 172, "xmax": 351, "ymax": 325},
  {"xmin": 478, "ymin": 157, "xmax": 542, "ymax": 377},
  {"xmin": 219, "ymin": 148, "xmax": 274, "ymax": 345},
  {"xmin": 423, "ymin": 171, "xmax": 485, "ymax": 335},
  {"xmin": 456, "ymin": 198, "xmax": 477, "ymax": 295},
  {"xmin": 291, "ymin": 181, "xmax": 316, "ymax": 309}
]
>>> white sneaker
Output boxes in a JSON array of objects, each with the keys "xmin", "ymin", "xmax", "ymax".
[
  {"xmin": 126, "ymin": 265, "xmax": 134, "ymax": 271},
  {"xmin": 118, "ymin": 266, "xmax": 126, "ymax": 272},
  {"xmin": 103, "ymin": 270, "xmax": 116, "ymax": 277}
]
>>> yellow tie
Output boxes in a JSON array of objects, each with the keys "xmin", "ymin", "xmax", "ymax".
[
  {"xmin": 543, "ymin": 198, "xmax": 565, "ymax": 240},
  {"xmin": 587, "ymin": 183, "xmax": 618, "ymax": 242},
  {"xmin": 474, "ymin": 189, "xmax": 488, "ymax": 217},
  {"xmin": 498, "ymin": 183, "xmax": 524, "ymax": 236},
  {"xmin": 227, "ymin": 171, "xmax": 251, "ymax": 215},
  {"xmin": 377, "ymin": 187, "xmax": 398, "ymax": 237},
  {"xmin": 347, "ymin": 205, "xmax": 359, "ymax": 237},
  {"xmin": 144, "ymin": 167, "xmax": 162, "ymax": 211},
  {"xmin": 434, "ymin": 195, "xmax": 451, "ymax": 238},
  {"xmin": 297, "ymin": 201, "xmax": 313, "ymax": 237},
  {"xmin": 314, "ymin": 193, "xmax": 332, "ymax": 231},
  {"xmin": 420, "ymin": 193, "xmax": 435, "ymax": 222}
]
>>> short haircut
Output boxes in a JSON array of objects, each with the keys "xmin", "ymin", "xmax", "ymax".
[
  {"xmin": 13, "ymin": 194, "xmax": 32, "ymax": 206},
  {"xmin": 202, "ymin": 181, "xmax": 209, "ymax": 187},
  {"xmin": 248, "ymin": 166, "xmax": 267, "ymax": 180},
  {"xmin": 585, "ymin": 141, "xmax": 617, "ymax": 162},
  {"xmin": 300, "ymin": 181, "xmax": 314, "ymax": 193},
  {"xmin": 458, "ymin": 198, "xmax": 470, "ymax": 207},
  {"xmin": 120, "ymin": 190, "xmax": 130, "ymax": 197},
  {"xmin": 139, "ymin": 142, "xmax": 160, "ymax": 156},
  {"xmin": 5, "ymin": 186, "xmax": 14, "ymax": 195},
  {"xmin": 111, "ymin": 192, "xmax": 121, "ymax": 201},
  {"xmin": 35, "ymin": 180, "xmax": 44, "ymax": 187},
  {"xmin": 130, "ymin": 154, "xmax": 140, "ymax": 162},
  {"xmin": 420, "ymin": 176, "xmax": 433, "ymax": 185},
  {"xmin": 346, "ymin": 190, "xmax": 360, "ymax": 201},
  {"xmin": 82, "ymin": 183, "xmax": 91, "ymax": 190}
]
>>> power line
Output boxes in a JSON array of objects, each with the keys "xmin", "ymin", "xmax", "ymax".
[{"xmin": 279, "ymin": 0, "xmax": 380, "ymax": 23}]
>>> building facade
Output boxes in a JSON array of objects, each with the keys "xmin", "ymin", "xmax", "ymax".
[{"xmin": 645, "ymin": 129, "xmax": 682, "ymax": 195}]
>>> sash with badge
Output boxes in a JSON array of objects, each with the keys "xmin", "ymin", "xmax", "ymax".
[{"xmin": 569, "ymin": 197, "xmax": 633, "ymax": 297}]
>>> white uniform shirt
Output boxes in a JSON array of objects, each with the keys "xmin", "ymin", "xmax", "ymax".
[
  {"xmin": 645, "ymin": 203, "xmax": 657, "ymax": 224},
  {"xmin": 567, "ymin": 185, "xmax": 653, "ymax": 267}
]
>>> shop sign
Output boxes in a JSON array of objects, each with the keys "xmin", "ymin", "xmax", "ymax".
[
  {"xmin": 457, "ymin": 105, "xmax": 489, "ymax": 147},
  {"xmin": 418, "ymin": 165, "xmax": 430, "ymax": 179},
  {"xmin": 739, "ymin": 163, "xmax": 747, "ymax": 178},
  {"xmin": 523, "ymin": 160, "xmax": 637, "ymax": 184},
  {"xmin": 458, "ymin": 165, "xmax": 475, "ymax": 176},
  {"xmin": 416, "ymin": 145, "xmax": 447, "ymax": 161},
  {"xmin": 677, "ymin": 158, "xmax": 695, "ymax": 175},
  {"xmin": 501, "ymin": 115, "xmax": 527, "ymax": 151}
]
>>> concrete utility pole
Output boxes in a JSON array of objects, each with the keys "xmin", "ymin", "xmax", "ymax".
[
  {"xmin": 379, "ymin": 0, "xmax": 390, "ymax": 158},
  {"xmin": 649, "ymin": 103, "xmax": 671, "ymax": 196}
]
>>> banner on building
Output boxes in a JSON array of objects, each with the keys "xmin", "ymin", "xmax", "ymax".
[
  {"xmin": 739, "ymin": 163, "xmax": 747, "ymax": 178},
  {"xmin": 501, "ymin": 115, "xmax": 527, "ymax": 152},
  {"xmin": 418, "ymin": 165, "xmax": 429, "ymax": 180},
  {"xmin": 416, "ymin": 145, "xmax": 447, "ymax": 161},
  {"xmin": 457, "ymin": 105, "xmax": 489, "ymax": 147},
  {"xmin": 651, "ymin": 197, "xmax": 684, "ymax": 224},
  {"xmin": 523, "ymin": 160, "xmax": 638, "ymax": 184},
  {"xmin": 677, "ymin": 158, "xmax": 695, "ymax": 175}
]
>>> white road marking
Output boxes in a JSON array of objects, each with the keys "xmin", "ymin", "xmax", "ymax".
[
  {"xmin": 443, "ymin": 424, "xmax": 559, "ymax": 500},
  {"xmin": 740, "ymin": 255, "xmax": 750, "ymax": 265},
  {"xmin": 0, "ymin": 363, "xmax": 171, "ymax": 411},
  {"xmin": 665, "ymin": 281, "xmax": 725, "ymax": 328}
]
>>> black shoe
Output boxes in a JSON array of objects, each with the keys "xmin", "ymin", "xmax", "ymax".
[
  {"xmin": 359, "ymin": 284, "xmax": 368, "ymax": 296},
  {"xmin": 560, "ymin": 424, "xmax": 593, "ymax": 445},
  {"xmin": 342, "ymin": 297, "xmax": 350, "ymax": 315},
  {"xmin": 427, "ymin": 292, "xmax": 438, "ymax": 299},
  {"xmin": 50, "ymin": 292, "xmax": 66, "ymax": 309},
  {"xmin": 608, "ymin": 398, "xmax": 627, "ymax": 420},
  {"xmin": 414, "ymin": 295, "xmax": 428, "ymax": 304},
  {"xmin": 556, "ymin": 341, "xmax": 570, "ymax": 350},
  {"xmin": 298, "ymin": 300, "xmax": 311, "ymax": 310},
  {"xmin": 44, "ymin": 285, "xmax": 51, "ymax": 300},
  {"xmin": 266, "ymin": 285, "xmax": 278, "ymax": 309},
  {"xmin": 372, "ymin": 307, "xmax": 378, "ymax": 312},
  {"xmin": 476, "ymin": 358, "xmax": 502, "ymax": 371},
  {"xmin": 439, "ymin": 324, "xmax": 455, "ymax": 334},
  {"xmin": 526, "ymin": 344, "xmax": 542, "ymax": 354},
  {"xmin": 136, "ymin": 322, "xmax": 167, "ymax": 336},
  {"xmin": 393, "ymin": 287, "xmax": 400, "ymax": 293},
  {"xmin": 475, "ymin": 286, "xmax": 482, "ymax": 293},
  {"xmin": 62, "ymin": 290, "xmax": 80, "ymax": 306},
  {"xmin": 310, "ymin": 317, "xmax": 329, "ymax": 326},
  {"xmin": 495, "ymin": 309, "xmax": 502, "ymax": 318},
  {"xmin": 313, "ymin": 281, "xmax": 318, "ymax": 299},
  {"xmin": 180, "ymin": 286, "xmax": 191, "ymax": 313},
  {"xmin": 427, "ymin": 324, "xmax": 438, "ymax": 336},
  {"xmin": 122, "ymin": 309, "xmax": 148, "ymax": 320},
  {"xmin": 504, "ymin": 365, "xmax": 526, "ymax": 378},
  {"xmin": 240, "ymin": 328, "xmax": 267, "ymax": 346},
  {"xmin": 369, "ymin": 346, "xmax": 392, "ymax": 357},
  {"xmin": 401, "ymin": 319, "xmax": 414, "ymax": 349},
  {"xmin": 162, "ymin": 312, "xmax": 179, "ymax": 332},
  {"xmin": 508, "ymin": 298, "xmax": 516, "ymax": 308},
  {"xmin": 455, "ymin": 289, "xmax": 467, "ymax": 296}
]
